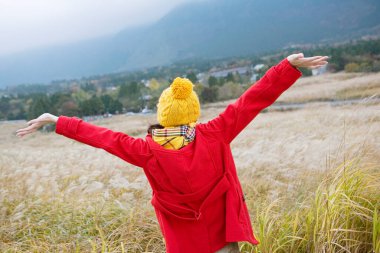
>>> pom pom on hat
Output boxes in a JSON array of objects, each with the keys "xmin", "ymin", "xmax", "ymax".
[
  {"xmin": 157, "ymin": 77, "xmax": 200, "ymax": 127},
  {"xmin": 171, "ymin": 77, "xmax": 193, "ymax": 99}
]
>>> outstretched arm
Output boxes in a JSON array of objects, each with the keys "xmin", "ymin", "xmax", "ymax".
[
  {"xmin": 199, "ymin": 53, "xmax": 328, "ymax": 143},
  {"xmin": 16, "ymin": 113, "xmax": 151, "ymax": 168}
]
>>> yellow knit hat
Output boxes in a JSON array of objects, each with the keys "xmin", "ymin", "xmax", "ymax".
[{"xmin": 157, "ymin": 77, "xmax": 200, "ymax": 127}]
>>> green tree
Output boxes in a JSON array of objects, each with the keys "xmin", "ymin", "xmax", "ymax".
[
  {"xmin": 345, "ymin": 63, "xmax": 360, "ymax": 72},
  {"xmin": 208, "ymin": 76, "xmax": 218, "ymax": 87},
  {"xmin": 101, "ymin": 95, "xmax": 122, "ymax": 114},
  {"xmin": 60, "ymin": 101, "xmax": 81, "ymax": 116},
  {"xmin": 186, "ymin": 72, "xmax": 198, "ymax": 83},
  {"xmin": 109, "ymin": 99, "xmax": 123, "ymax": 114},
  {"xmin": 226, "ymin": 72, "xmax": 234, "ymax": 82},
  {"xmin": 148, "ymin": 79, "xmax": 160, "ymax": 91},
  {"xmin": 0, "ymin": 97, "xmax": 10, "ymax": 119},
  {"xmin": 81, "ymin": 82, "xmax": 97, "ymax": 92},
  {"xmin": 119, "ymin": 81, "xmax": 141, "ymax": 99},
  {"xmin": 71, "ymin": 88, "xmax": 91, "ymax": 103},
  {"xmin": 218, "ymin": 82, "xmax": 244, "ymax": 101},
  {"xmin": 80, "ymin": 96, "xmax": 105, "ymax": 116},
  {"xmin": 50, "ymin": 92, "xmax": 81, "ymax": 116},
  {"xmin": 300, "ymin": 68, "xmax": 312, "ymax": 76},
  {"xmin": 27, "ymin": 94, "xmax": 52, "ymax": 120},
  {"xmin": 201, "ymin": 87, "xmax": 218, "ymax": 103},
  {"xmin": 359, "ymin": 62, "xmax": 372, "ymax": 72}
]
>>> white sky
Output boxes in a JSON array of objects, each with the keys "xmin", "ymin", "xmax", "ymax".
[{"xmin": 0, "ymin": 0, "xmax": 197, "ymax": 56}]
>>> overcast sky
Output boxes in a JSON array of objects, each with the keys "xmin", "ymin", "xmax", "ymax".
[{"xmin": 0, "ymin": 0, "xmax": 199, "ymax": 56}]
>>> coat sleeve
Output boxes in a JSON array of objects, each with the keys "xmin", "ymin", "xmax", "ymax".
[
  {"xmin": 199, "ymin": 58, "xmax": 302, "ymax": 143},
  {"xmin": 55, "ymin": 116, "xmax": 151, "ymax": 168}
]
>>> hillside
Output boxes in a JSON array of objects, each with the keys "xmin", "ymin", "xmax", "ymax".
[{"xmin": 0, "ymin": 0, "xmax": 380, "ymax": 87}]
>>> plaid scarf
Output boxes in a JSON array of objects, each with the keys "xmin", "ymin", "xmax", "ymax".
[{"xmin": 152, "ymin": 123, "xmax": 196, "ymax": 150}]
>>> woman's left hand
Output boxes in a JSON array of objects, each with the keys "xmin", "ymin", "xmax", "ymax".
[
  {"xmin": 16, "ymin": 113, "xmax": 58, "ymax": 137},
  {"xmin": 287, "ymin": 53, "xmax": 329, "ymax": 69}
]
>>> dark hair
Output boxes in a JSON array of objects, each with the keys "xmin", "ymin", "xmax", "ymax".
[{"xmin": 147, "ymin": 124, "xmax": 164, "ymax": 135}]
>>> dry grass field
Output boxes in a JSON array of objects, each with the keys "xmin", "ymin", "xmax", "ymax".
[{"xmin": 1, "ymin": 72, "xmax": 379, "ymax": 252}]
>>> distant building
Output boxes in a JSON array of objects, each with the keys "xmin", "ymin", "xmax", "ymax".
[
  {"xmin": 106, "ymin": 86, "xmax": 117, "ymax": 91},
  {"xmin": 141, "ymin": 94, "xmax": 152, "ymax": 101},
  {"xmin": 253, "ymin": 64, "xmax": 265, "ymax": 72},
  {"xmin": 250, "ymin": 64, "xmax": 267, "ymax": 82},
  {"xmin": 250, "ymin": 74, "xmax": 259, "ymax": 82},
  {"xmin": 209, "ymin": 66, "xmax": 251, "ymax": 78},
  {"xmin": 312, "ymin": 64, "xmax": 327, "ymax": 76},
  {"xmin": 142, "ymin": 79, "xmax": 151, "ymax": 87},
  {"xmin": 196, "ymin": 73, "xmax": 206, "ymax": 84},
  {"xmin": 141, "ymin": 106, "xmax": 153, "ymax": 114}
]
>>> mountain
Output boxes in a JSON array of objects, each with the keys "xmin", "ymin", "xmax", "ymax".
[{"xmin": 1, "ymin": 0, "xmax": 380, "ymax": 87}]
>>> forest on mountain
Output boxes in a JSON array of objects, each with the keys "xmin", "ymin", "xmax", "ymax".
[{"xmin": 1, "ymin": 38, "xmax": 379, "ymax": 121}]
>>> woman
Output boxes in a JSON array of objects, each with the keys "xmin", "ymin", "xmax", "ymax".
[{"xmin": 16, "ymin": 53, "xmax": 328, "ymax": 253}]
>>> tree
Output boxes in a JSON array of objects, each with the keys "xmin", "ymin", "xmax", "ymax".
[
  {"xmin": 71, "ymin": 89, "xmax": 91, "ymax": 103},
  {"xmin": 359, "ymin": 62, "xmax": 372, "ymax": 72},
  {"xmin": 208, "ymin": 76, "xmax": 218, "ymax": 87},
  {"xmin": 218, "ymin": 82, "xmax": 244, "ymax": 101},
  {"xmin": 81, "ymin": 82, "xmax": 97, "ymax": 92},
  {"xmin": 80, "ymin": 96, "xmax": 105, "ymax": 116},
  {"xmin": 226, "ymin": 72, "xmax": 234, "ymax": 82},
  {"xmin": 119, "ymin": 81, "xmax": 141, "ymax": 99},
  {"xmin": 186, "ymin": 72, "xmax": 198, "ymax": 83},
  {"xmin": 49, "ymin": 92, "xmax": 82, "ymax": 116},
  {"xmin": 109, "ymin": 99, "xmax": 123, "ymax": 114},
  {"xmin": 27, "ymin": 94, "xmax": 52, "ymax": 120},
  {"xmin": 60, "ymin": 101, "xmax": 81, "ymax": 116},
  {"xmin": 0, "ymin": 97, "xmax": 10, "ymax": 119},
  {"xmin": 201, "ymin": 87, "xmax": 218, "ymax": 103},
  {"xmin": 148, "ymin": 78, "xmax": 160, "ymax": 91},
  {"xmin": 345, "ymin": 63, "xmax": 360, "ymax": 73},
  {"xmin": 101, "ymin": 95, "xmax": 122, "ymax": 114},
  {"xmin": 235, "ymin": 72, "xmax": 243, "ymax": 83}
]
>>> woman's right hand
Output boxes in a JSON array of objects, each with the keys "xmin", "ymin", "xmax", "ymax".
[
  {"xmin": 16, "ymin": 113, "xmax": 58, "ymax": 137},
  {"xmin": 287, "ymin": 53, "xmax": 329, "ymax": 69}
]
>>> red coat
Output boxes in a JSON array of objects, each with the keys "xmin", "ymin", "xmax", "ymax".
[{"xmin": 56, "ymin": 58, "xmax": 301, "ymax": 253}]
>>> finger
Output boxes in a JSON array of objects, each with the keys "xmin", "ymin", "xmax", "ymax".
[
  {"xmin": 305, "ymin": 56, "xmax": 329, "ymax": 64},
  {"xmin": 295, "ymin": 53, "xmax": 304, "ymax": 59},
  {"xmin": 303, "ymin": 59, "xmax": 328, "ymax": 68},
  {"xmin": 16, "ymin": 127, "xmax": 29, "ymax": 133},
  {"xmin": 310, "ymin": 60, "xmax": 328, "ymax": 66},
  {"xmin": 16, "ymin": 129, "xmax": 36, "ymax": 137},
  {"xmin": 303, "ymin": 56, "xmax": 324, "ymax": 62},
  {"xmin": 311, "ymin": 56, "xmax": 329, "ymax": 63},
  {"xmin": 16, "ymin": 128, "xmax": 34, "ymax": 135},
  {"xmin": 16, "ymin": 131, "xmax": 26, "ymax": 137},
  {"xmin": 16, "ymin": 131, "xmax": 29, "ymax": 137},
  {"xmin": 27, "ymin": 119, "xmax": 38, "ymax": 125},
  {"xmin": 16, "ymin": 132, "xmax": 24, "ymax": 137},
  {"xmin": 295, "ymin": 57, "xmax": 323, "ymax": 66},
  {"xmin": 16, "ymin": 123, "xmax": 40, "ymax": 133},
  {"xmin": 16, "ymin": 130, "xmax": 35, "ymax": 137},
  {"xmin": 16, "ymin": 125, "xmax": 35, "ymax": 133}
]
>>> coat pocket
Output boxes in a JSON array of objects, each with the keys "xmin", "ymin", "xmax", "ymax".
[{"xmin": 235, "ymin": 186, "xmax": 246, "ymax": 223}]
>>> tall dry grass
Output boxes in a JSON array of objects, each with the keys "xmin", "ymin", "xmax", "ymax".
[
  {"xmin": 1, "ymin": 190, "xmax": 164, "ymax": 252},
  {"xmin": 1, "ymin": 157, "xmax": 378, "ymax": 252},
  {"xmin": 241, "ymin": 158, "xmax": 380, "ymax": 253},
  {"xmin": 1, "ymin": 72, "xmax": 379, "ymax": 252}
]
